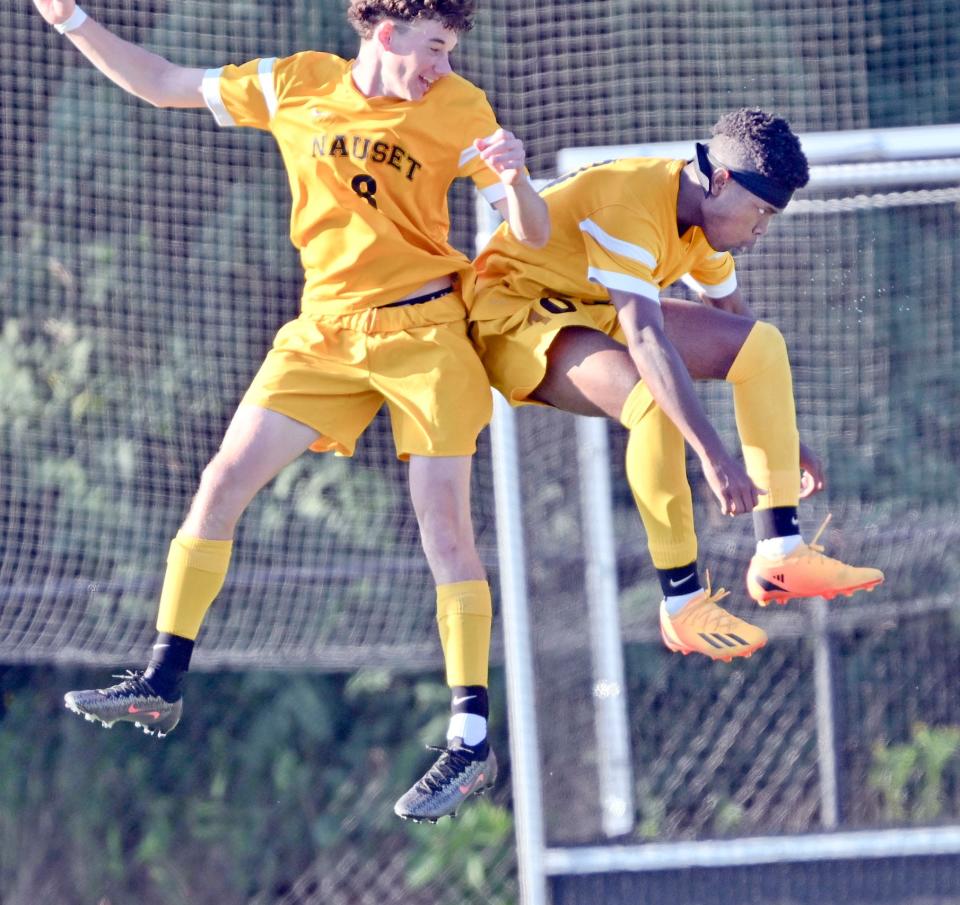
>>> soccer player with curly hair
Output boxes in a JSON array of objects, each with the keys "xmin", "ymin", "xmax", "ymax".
[
  {"xmin": 35, "ymin": 0, "xmax": 549, "ymax": 821},
  {"xmin": 470, "ymin": 108, "xmax": 883, "ymax": 661}
]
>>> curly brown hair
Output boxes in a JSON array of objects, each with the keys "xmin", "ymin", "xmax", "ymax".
[
  {"xmin": 347, "ymin": 0, "xmax": 476, "ymax": 37},
  {"xmin": 711, "ymin": 108, "xmax": 809, "ymax": 192}
]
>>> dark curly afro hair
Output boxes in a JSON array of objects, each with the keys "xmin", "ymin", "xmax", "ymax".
[
  {"xmin": 711, "ymin": 108, "xmax": 809, "ymax": 192},
  {"xmin": 347, "ymin": 0, "xmax": 476, "ymax": 37}
]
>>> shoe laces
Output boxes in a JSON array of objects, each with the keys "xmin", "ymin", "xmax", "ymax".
[
  {"xmin": 798, "ymin": 513, "xmax": 833, "ymax": 556},
  {"xmin": 101, "ymin": 669, "xmax": 155, "ymax": 698},
  {"xmin": 683, "ymin": 572, "xmax": 740, "ymax": 633},
  {"xmin": 417, "ymin": 744, "xmax": 478, "ymax": 794}
]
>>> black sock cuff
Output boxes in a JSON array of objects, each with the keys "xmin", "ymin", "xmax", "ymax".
[
  {"xmin": 149, "ymin": 632, "xmax": 195, "ymax": 672},
  {"xmin": 657, "ymin": 562, "xmax": 700, "ymax": 597},
  {"xmin": 753, "ymin": 506, "xmax": 800, "ymax": 541},
  {"xmin": 451, "ymin": 685, "xmax": 488, "ymax": 718},
  {"xmin": 144, "ymin": 632, "xmax": 194, "ymax": 701}
]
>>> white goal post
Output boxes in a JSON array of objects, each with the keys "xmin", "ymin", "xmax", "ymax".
[{"xmin": 481, "ymin": 122, "xmax": 960, "ymax": 905}]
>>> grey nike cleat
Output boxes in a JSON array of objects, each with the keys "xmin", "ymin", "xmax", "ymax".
[
  {"xmin": 394, "ymin": 739, "xmax": 497, "ymax": 822},
  {"xmin": 64, "ymin": 670, "xmax": 182, "ymax": 738}
]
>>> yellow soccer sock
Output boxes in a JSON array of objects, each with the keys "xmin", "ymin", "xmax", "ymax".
[
  {"xmin": 155, "ymin": 534, "xmax": 233, "ymax": 640},
  {"xmin": 436, "ymin": 580, "xmax": 492, "ymax": 688},
  {"xmin": 725, "ymin": 321, "xmax": 800, "ymax": 509},
  {"xmin": 620, "ymin": 382, "xmax": 698, "ymax": 569}
]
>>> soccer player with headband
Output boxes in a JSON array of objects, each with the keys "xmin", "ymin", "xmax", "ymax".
[
  {"xmin": 36, "ymin": 0, "xmax": 549, "ymax": 823},
  {"xmin": 469, "ymin": 108, "xmax": 883, "ymax": 662}
]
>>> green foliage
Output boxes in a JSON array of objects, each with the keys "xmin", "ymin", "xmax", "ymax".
[
  {"xmin": 869, "ymin": 723, "xmax": 960, "ymax": 823},
  {"xmin": 406, "ymin": 800, "xmax": 514, "ymax": 901},
  {"xmin": 258, "ymin": 455, "xmax": 400, "ymax": 548}
]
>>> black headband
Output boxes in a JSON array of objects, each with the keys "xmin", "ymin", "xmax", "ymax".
[{"xmin": 694, "ymin": 142, "xmax": 795, "ymax": 210}]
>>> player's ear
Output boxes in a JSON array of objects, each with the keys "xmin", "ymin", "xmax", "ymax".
[
  {"xmin": 376, "ymin": 20, "xmax": 395, "ymax": 52},
  {"xmin": 711, "ymin": 167, "xmax": 730, "ymax": 195}
]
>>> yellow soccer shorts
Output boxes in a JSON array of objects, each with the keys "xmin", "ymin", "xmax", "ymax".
[
  {"xmin": 244, "ymin": 293, "xmax": 492, "ymax": 459},
  {"xmin": 470, "ymin": 294, "xmax": 623, "ymax": 404}
]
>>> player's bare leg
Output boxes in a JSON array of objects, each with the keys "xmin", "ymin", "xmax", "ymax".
[
  {"xmin": 394, "ymin": 455, "xmax": 497, "ymax": 822},
  {"xmin": 64, "ymin": 406, "xmax": 319, "ymax": 736}
]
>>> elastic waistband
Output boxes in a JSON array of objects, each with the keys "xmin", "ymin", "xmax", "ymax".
[{"xmin": 379, "ymin": 287, "xmax": 453, "ymax": 308}]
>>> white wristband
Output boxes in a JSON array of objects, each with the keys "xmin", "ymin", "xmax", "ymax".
[{"xmin": 54, "ymin": 6, "xmax": 88, "ymax": 34}]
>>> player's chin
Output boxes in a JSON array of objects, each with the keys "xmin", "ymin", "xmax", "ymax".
[{"xmin": 413, "ymin": 76, "xmax": 435, "ymax": 98}]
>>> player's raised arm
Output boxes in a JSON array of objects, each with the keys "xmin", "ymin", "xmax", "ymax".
[
  {"xmin": 32, "ymin": 1, "xmax": 205, "ymax": 108},
  {"xmin": 484, "ymin": 130, "xmax": 550, "ymax": 248},
  {"xmin": 610, "ymin": 287, "xmax": 764, "ymax": 516}
]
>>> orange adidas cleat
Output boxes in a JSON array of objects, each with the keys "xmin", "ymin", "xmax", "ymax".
[
  {"xmin": 659, "ymin": 578, "xmax": 768, "ymax": 662},
  {"xmin": 747, "ymin": 514, "xmax": 884, "ymax": 607}
]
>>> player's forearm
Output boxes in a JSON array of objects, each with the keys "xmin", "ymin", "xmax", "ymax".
[
  {"xmin": 62, "ymin": 14, "xmax": 204, "ymax": 108},
  {"xmin": 501, "ymin": 177, "xmax": 550, "ymax": 247},
  {"xmin": 623, "ymin": 320, "xmax": 727, "ymax": 461}
]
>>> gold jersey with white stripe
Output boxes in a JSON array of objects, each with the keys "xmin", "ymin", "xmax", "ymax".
[
  {"xmin": 201, "ymin": 52, "xmax": 506, "ymax": 314},
  {"xmin": 471, "ymin": 157, "xmax": 736, "ymax": 320}
]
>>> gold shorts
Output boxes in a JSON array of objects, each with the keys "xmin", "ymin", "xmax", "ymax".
[
  {"xmin": 470, "ymin": 294, "xmax": 623, "ymax": 404},
  {"xmin": 244, "ymin": 292, "xmax": 492, "ymax": 459}
]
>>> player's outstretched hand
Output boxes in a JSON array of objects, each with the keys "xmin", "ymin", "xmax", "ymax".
[
  {"xmin": 799, "ymin": 440, "xmax": 825, "ymax": 498},
  {"xmin": 701, "ymin": 448, "xmax": 766, "ymax": 517},
  {"xmin": 475, "ymin": 129, "xmax": 526, "ymax": 186},
  {"xmin": 32, "ymin": 0, "xmax": 76, "ymax": 27}
]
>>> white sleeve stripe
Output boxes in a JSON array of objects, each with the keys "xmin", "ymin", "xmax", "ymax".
[
  {"xmin": 682, "ymin": 271, "xmax": 738, "ymax": 298},
  {"xmin": 201, "ymin": 68, "xmax": 235, "ymax": 127},
  {"xmin": 579, "ymin": 218, "xmax": 657, "ymax": 270},
  {"xmin": 480, "ymin": 183, "xmax": 507, "ymax": 205},
  {"xmin": 587, "ymin": 267, "xmax": 661, "ymax": 302},
  {"xmin": 258, "ymin": 57, "xmax": 278, "ymax": 120},
  {"xmin": 459, "ymin": 145, "xmax": 480, "ymax": 168}
]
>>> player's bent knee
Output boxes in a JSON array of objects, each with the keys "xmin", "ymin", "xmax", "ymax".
[
  {"xmin": 417, "ymin": 509, "xmax": 478, "ymax": 561},
  {"xmin": 193, "ymin": 456, "xmax": 259, "ymax": 516},
  {"xmin": 753, "ymin": 320, "xmax": 789, "ymax": 360},
  {"xmin": 728, "ymin": 320, "xmax": 790, "ymax": 382}
]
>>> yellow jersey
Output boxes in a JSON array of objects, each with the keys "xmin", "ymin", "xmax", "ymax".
[
  {"xmin": 201, "ymin": 52, "xmax": 505, "ymax": 314},
  {"xmin": 471, "ymin": 157, "xmax": 737, "ymax": 320}
]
